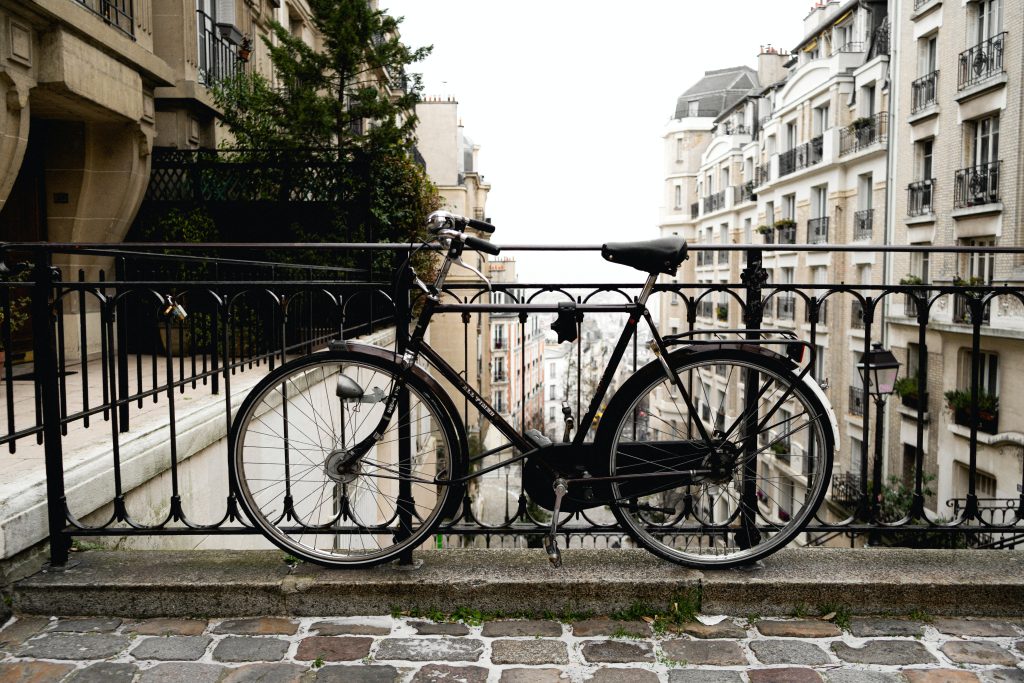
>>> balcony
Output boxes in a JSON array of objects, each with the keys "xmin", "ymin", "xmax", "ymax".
[
  {"xmin": 778, "ymin": 136, "xmax": 823, "ymax": 177},
  {"xmin": 717, "ymin": 122, "xmax": 752, "ymax": 136},
  {"xmin": 736, "ymin": 181, "xmax": 756, "ymax": 204},
  {"xmin": 954, "ymin": 161, "xmax": 1001, "ymax": 209},
  {"xmin": 907, "ymin": 179, "xmax": 936, "ymax": 216},
  {"xmin": 754, "ymin": 162, "xmax": 770, "ymax": 187},
  {"xmin": 75, "ymin": 0, "xmax": 134, "ymax": 39},
  {"xmin": 958, "ymin": 33, "xmax": 1006, "ymax": 91},
  {"xmin": 703, "ymin": 190, "xmax": 726, "ymax": 214},
  {"xmin": 954, "ymin": 295, "xmax": 991, "ymax": 326},
  {"xmin": 775, "ymin": 222, "xmax": 796, "ymax": 245},
  {"xmin": 832, "ymin": 41, "xmax": 865, "ymax": 55},
  {"xmin": 868, "ymin": 18, "xmax": 890, "ymax": 59},
  {"xmin": 831, "ymin": 472, "xmax": 862, "ymax": 508},
  {"xmin": 911, "ymin": 71, "xmax": 939, "ymax": 113},
  {"xmin": 197, "ymin": 11, "xmax": 246, "ymax": 87},
  {"xmin": 807, "ymin": 217, "xmax": 829, "ymax": 244},
  {"xmin": 849, "ymin": 386, "xmax": 866, "ymax": 416},
  {"xmin": 853, "ymin": 209, "xmax": 873, "ymax": 240},
  {"xmin": 839, "ymin": 112, "xmax": 888, "ymax": 156},
  {"xmin": 776, "ymin": 295, "xmax": 795, "ymax": 321},
  {"xmin": 492, "ymin": 371, "xmax": 507, "ymax": 383}
]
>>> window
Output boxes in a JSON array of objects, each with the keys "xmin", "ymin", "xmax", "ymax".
[
  {"xmin": 920, "ymin": 34, "xmax": 937, "ymax": 75},
  {"xmin": 959, "ymin": 349, "xmax": 998, "ymax": 394},
  {"xmin": 720, "ymin": 168, "xmax": 730, "ymax": 190},
  {"xmin": 676, "ymin": 137, "xmax": 685, "ymax": 161},
  {"xmin": 858, "ymin": 174, "xmax": 873, "ymax": 210},
  {"xmin": 955, "ymin": 461, "xmax": 997, "ymax": 499},
  {"xmin": 549, "ymin": 406, "xmax": 556, "ymax": 422},
  {"xmin": 765, "ymin": 201, "xmax": 775, "ymax": 225},
  {"xmin": 493, "ymin": 325, "xmax": 506, "ymax": 349},
  {"xmin": 548, "ymin": 385, "xmax": 556, "ymax": 400},
  {"xmin": 743, "ymin": 218, "xmax": 752, "ymax": 245},
  {"xmin": 785, "ymin": 122, "xmax": 797, "ymax": 150},
  {"xmin": 862, "ymin": 84, "xmax": 876, "ymax": 116},
  {"xmin": 549, "ymin": 362, "xmax": 556, "ymax": 376},
  {"xmin": 671, "ymin": 279, "xmax": 679, "ymax": 305},
  {"xmin": 961, "ymin": 238, "xmax": 994, "ymax": 285},
  {"xmin": 910, "ymin": 249, "xmax": 930, "ymax": 284},
  {"xmin": 969, "ymin": 115, "xmax": 999, "ymax": 168},
  {"xmin": 674, "ymin": 184, "xmax": 682, "ymax": 209},
  {"xmin": 975, "ymin": 0, "xmax": 1002, "ymax": 43},
  {"xmin": 493, "ymin": 356, "xmax": 506, "ymax": 382},
  {"xmin": 918, "ymin": 139, "xmax": 934, "ymax": 179},
  {"xmin": 811, "ymin": 185, "xmax": 828, "ymax": 219},
  {"xmin": 906, "ymin": 342, "xmax": 921, "ymax": 380},
  {"xmin": 688, "ymin": 100, "xmax": 700, "ymax": 116},
  {"xmin": 813, "ymin": 104, "xmax": 830, "ymax": 135},
  {"xmin": 493, "ymin": 391, "xmax": 505, "ymax": 414},
  {"xmin": 782, "ymin": 194, "xmax": 796, "ymax": 221}
]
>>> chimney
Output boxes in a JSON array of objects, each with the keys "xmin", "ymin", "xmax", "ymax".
[{"xmin": 758, "ymin": 45, "xmax": 788, "ymax": 85}]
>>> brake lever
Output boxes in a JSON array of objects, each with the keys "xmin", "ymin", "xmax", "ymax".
[{"xmin": 452, "ymin": 255, "xmax": 491, "ymax": 291}]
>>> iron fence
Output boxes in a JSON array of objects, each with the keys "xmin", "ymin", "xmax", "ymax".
[
  {"xmin": 958, "ymin": 32, "xmax": 1006, "ymax": 91},
  {"xmin": 75, "ymin": 0, "xmax": 134, "ymax": 39},
  {"xmin": 954, "ymin": 161, "xmax": 1001, "ymax": 209},
  {"xmin": 3, "ymin": 241, "xmax": 1023, "ymax": 566},
  {"xmin": 779, "ymin": 136, "xmax": 823, "ymax": 176},
  {"xmin": 808, "ymin": 217, "xmax": 829, "ymax": 244},
  {"xmin": 911, "ymin": 71, "xmax": 939, "ymax": 112},
  {"xmin": 840, "ymin": 112, "xmax": 888, "ymax": 157},
  {"xmin": 197, "ymin": 11, "xmax": 245, "ymax": 87},
  {"xmin": 853, "ymin": 209, "xmax": 873, "ymax": 240},
  {"xmin": 907, "ymin": 179, "xmax": 936, "ymax": 216}
]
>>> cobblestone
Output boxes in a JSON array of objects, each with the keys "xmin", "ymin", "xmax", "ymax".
[{"xmin": 2, "ymin": 613, "xmax": 1023, "ymax": 681}]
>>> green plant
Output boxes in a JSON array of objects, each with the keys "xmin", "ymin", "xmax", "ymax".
[
  {"xmin": 774, "ymin": 218, "xmax": 796, "ymax": 229},
  {"xmin": 716, "ymin": 305, "xmax": 729, "ymax": 321},
  {"xmin": 899, "ymin": 275, "xmax": 923, "ymax": 286},
  {"xmin": 952, "ymin": 275, "xmax": 986, "ymax": 299},
  {"xmin": 770, "ymin": 441, "xmax": 789, "ymax": 455},
  {"xmin": 850, "ymin": 116, "xmax": 873, "ymax": 131},
  {"xmin": 818, "ymin": 603, "xmax": 852, "ymax": 631},
  {"xmin": 311, "ymin": 657, "xmax": 325, "ymax": 669},
  {"xmin": 791, "ymin": 602, "xmax": 810, "ymax": 618},
  {"xmin": 943, "ymin": 388, "xmax": 998, "ymax": 417},
  {"xmin": 893, "ymin": 375, "xmax": 919, "ymax": 400},
  {"xmin": 450, "ymin": 606, "xmax": 484, "ymax": 626},
  {"xmin": 756, "ymin": 224, "xmax": 773, "ymax": 234},
  {"xmin": 0, "ymin": 269, "xmax": 30, "ymax": 352}
]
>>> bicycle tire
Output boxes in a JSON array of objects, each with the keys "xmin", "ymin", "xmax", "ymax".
[
  {"xmin": 595, "ymin": 346, "xmax": 834, "ymax": 568},
  {"xmin": 230, "ymin": 349, "xmax": 464, "ymax": 568}
]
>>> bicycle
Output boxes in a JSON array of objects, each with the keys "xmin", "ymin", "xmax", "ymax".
[{"xmin": 228, "ymin": 210, "xmax": 840, "ymax": 569}]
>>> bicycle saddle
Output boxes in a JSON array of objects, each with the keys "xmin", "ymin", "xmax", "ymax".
[{"xmin": 601, "ymin": 237, "xmax": 688, "ymax": 275}]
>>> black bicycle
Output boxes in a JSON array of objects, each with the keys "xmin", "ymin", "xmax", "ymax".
[{"xmin": 229, "ymin": 211, "xmax": 839, "ymax": 569}]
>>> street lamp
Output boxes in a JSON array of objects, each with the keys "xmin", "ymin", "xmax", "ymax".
[{"xmin": 857, "ymin": 343, "xmax": 901, "ymax": 541}]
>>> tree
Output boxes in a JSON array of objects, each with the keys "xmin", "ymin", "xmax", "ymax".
[{"xmin": 211, "ymin": 0, "xmax": 440, "ymax": 251}]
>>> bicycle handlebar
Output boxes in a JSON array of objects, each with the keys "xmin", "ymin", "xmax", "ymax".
[
  {"xmin": 465, "ymin": 235, "xmax": 501, "ymax": 256},
  {"xmin": 427, "ymin": 210, "xmax": 495, "ymax": 234}
]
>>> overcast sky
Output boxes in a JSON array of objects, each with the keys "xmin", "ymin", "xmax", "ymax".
[{"xmin": 384, "ymin": 1, "xmax": 812, "ymax": 282}]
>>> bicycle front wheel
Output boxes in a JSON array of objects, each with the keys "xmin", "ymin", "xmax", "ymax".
[
  {"xmin": 231, "ymin": 350, "xmax": 461, "ymax": 568},
  {"xmin": 597, "ymin": 347, "xmax": 834, "ymax": 568}
]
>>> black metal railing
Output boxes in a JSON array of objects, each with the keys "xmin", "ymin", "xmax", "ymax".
[
  {"xmin": 958, "ymin": 32, "xmax": 1006, "ymax": 90},
  {"xmin": 907, "ymin": 179, "xmax": 936, "ymax": 216},
  {"xmin": 703, "ymin": 190, "xmax": 726, "ymax": 214},
  {"xmin": 912, "ymin": 71, "xmax": 939, "ymax": 112},
  {"xmin": 832, "ymin": 41, "xmax": 864, "ymax": 55},
  {"xmin": 808, "ymin": 217, "xmax": 829, "ymax": 244},
  {"xmin": 197, "ymin": 11, "xmax": 245, "ymax": 87},
  {"xmin": 778, "ymin": 136, "xmax": 823, "ymax": 176},
  {"xmin": 854, "ymin": 209, "xmax": 873, "ymax": 240},
  {"xmin": 776, "ymin": 223, "xmax": 797, "ymax": 245},
  {"xmin": 954, "ymin": 161, "xmax": 1001, "ymax": 209},
  {"xmin": 754, "ymin": 162, "xmax": 770, "ymax": 187},
  {"xmin": 75, "ymin": 0, "xmax": 134, "ymax": 39},
  {"xmin": 738, "ymin": 181, "xmax": 756, "ymax": 204},
  {"xmin": 840, "ymin": 112, "xmax": 888, "ymax": 156},
  {"xmin": 718, "ymin": 123, "xmax": 751, "ymax": 136},
  {"xmin": 868, "ymin": 18, "xmax": 890, "ymax": 59},
  {"xmin": 4, "ymin": 241, "xmax": 1022, "ymax": 565}
]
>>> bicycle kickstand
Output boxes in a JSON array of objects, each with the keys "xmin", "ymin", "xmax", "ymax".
[{"xmin": 543, "ymin": 478, "xmax": 568, "ymax": 568}]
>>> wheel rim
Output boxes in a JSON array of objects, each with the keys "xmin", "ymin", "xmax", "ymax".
[
  {"xmin": 234, "ymin": 358, "xmax": 453, "ymax": 565},
  {"xmin": 609, "ymin": 357, "xmax": 831, "ymax": 566}
]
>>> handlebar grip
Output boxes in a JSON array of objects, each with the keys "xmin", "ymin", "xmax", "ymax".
[
  {"xmin": 466, "ymin": 217, "xmax": 495, "ymax": 233},
  {"xmin": 465, "ymin": 235, "xmax": 501, "ymax": 256}
]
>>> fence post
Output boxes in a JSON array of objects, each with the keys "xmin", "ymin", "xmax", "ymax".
[
  {"xmin": 739, "ymin": 247, "xmax": 767, "ymax": 547},
  {"xmin": 114, "ymin": 257, "xmax": 130, "ymax": 431},
  {"xmin": 394, "ymin": 252, "xmax": 415, "ymax": 565},
  {"xmin": 33, "ymin": 253, "xmax": 69, "ymax": 566}
]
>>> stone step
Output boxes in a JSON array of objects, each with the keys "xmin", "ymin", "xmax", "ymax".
[{"xmin": 11, "ymin": 547, "xmax": 1024, "ymax": 618}]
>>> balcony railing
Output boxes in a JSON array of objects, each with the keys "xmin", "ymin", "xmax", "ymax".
[
  {"xmin": 776, "ymin": 223, "xmax": 796, "ymax": 245},
  {"xmin": 868, "ymin": 18, "xmax": 890, "ymax": 59},
  {"xmin": 911, "ymin": 71, "xmax": 939, "ymax": 112},
  {"xmin": 807, "ymin": 217, "xmax": 829, "ymax": 244},
  {"xmin": 736, "ymin": 181, "xmax": 756, "ymax": 204},
  {"xmin": 849, "ymin": 386, "xmax": 866, "ymax": 416},
  {"xmin": 754, "ymin": 162, "xmax": 771, "ymax": 187},
  {"xmin": 703, "ymin": 190, "xmax": 726, "ymax": 214},
  {"xmin": 831, "ymin": 472, "xmax": 862, "ymax": 508},
  {"xmin": 958, "ymin": 32, "xmax": 1006, "ymax": 90},
  {"xmin": 907, "ymin": 179, "xmax": 936, "ymax": 216},
  {"xmin": 717, "ymin": 123, "xmax": 752, "ymax": 136},
  {"xmin": 5, "ymin": 242, "xmax": 1022, "ymax": 566},
  {"xmin": 954, "ymin": 294, "xmax": 991, "ymax": 326},
  {"xmin": 197, "ymin": 11, "xmax": 245, "ymax": 87},
  {"xmin": 75, "ymin": 0, "xmax": 134, "ymax": 39},
  {"xmin": 854, "ymin": 209, "xmax": 873, "ymax": 240},
  {"xmin": 832, "ymin": 41, "xmax": 865, "ymax": 55},
  {"xmin": 778, "ymin": 136, "xmax": 823, "ymax": 176},
  {"xmin": 954, "ymin": 161, "xmax": 1001, "ymax": 209},
  {"xmin": 839, "ymin": 112, "xmax": 888, "ymax": 156}
]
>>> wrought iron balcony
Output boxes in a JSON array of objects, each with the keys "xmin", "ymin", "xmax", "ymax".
[
  {"xmin": 754, "ymin": 162, "xmax": 771, "ymax": 187},
  {"xmin": 736, "ymin": 181, "xmax": 756, "ymax": 204},
  {"xmin": 840, "ymin": 112, "xmax": 888, "ymax": 156},
  {"xmin": 849, "ymin": 386, "xmax": 866, "ymax": 416},
  {"xmin": 868, "ymin": 18, "xmax": 890, "ymax": 59},
  {"xmin": 703, "ymin": 190, "xmax": 726, "ymax": 214},
  {"xmin": 776, "ymin": 223, "xmax": 796, "ymax": 245},
  {"xmin": 75, "ymin": 0, "xmax": 134, "ymax": 39},
  {"xmin": 778, "ymin": 136, "xmax": 823, "ymax": 176},
  {"xmin": 854, "ymin": 209, "xmax": 873, "ymax": 240},
  {"xmin": 831, "ymin": 472, "xmax": 863, "ymax": 508},
  {"xmin": 958, "ymin": 32, "xmax": 1006, "ymax": 90},
  {"xmin": 832, "ymin": 41, "xmax": 865, "ymax": 55},
  {"xmin": 197, "ymin": 11, "xmax": 246, "ymax": 87},
  {"xmin": 954, "ymin": 161, "xmax": 1001, "ymax": 209},
  {"xmin": 807, "ymin": 217, "xmax": 829, "ymax": 244},
  {"xmin": 911, "ymin": 71, "xmax": 939, "ymax": 112},
  {"xmin": 907, "ymin": 179, "xmax": 936, "ymax": 216}
]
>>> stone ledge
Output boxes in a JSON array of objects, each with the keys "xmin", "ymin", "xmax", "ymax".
[{"xmin": 11, "ymin": 547, "xmax": 1024, "ymax": 618}]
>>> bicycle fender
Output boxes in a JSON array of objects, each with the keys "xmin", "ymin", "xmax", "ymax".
[
  {"xmin": 325, "ymin": 340, "xmax": 470, "ymax": 466},
  {"xmin": 665, "ymin": 343, "xmax": 840, "ymax": 453}
]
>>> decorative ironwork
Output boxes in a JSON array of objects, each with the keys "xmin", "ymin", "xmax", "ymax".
[
  {"xmin": 958, "ymin": 32, "xmax": 1006, "ymax": 90},
  {"xmin": 197, "ymin": 11, "xmax": 245, "ymax": 87},
  {"xmin": 808, "ymin": 217, "xmax": 829, "ymax": 244},
  {"xmin": 75, "ymin": 0, "xmax": 134, "ymax": 39},
  {"xmin": 779, "ymin": 136, "xmax": 823, "ymax": 176},
  {"xmin": 854, "ymin": 210, "xmax": 873, "ymax": 240},
  {"xmin": 954, "ymin": 161, "xmax": 1001, "ymax": 209},
  {"xmin": 703, "ymin": 190, "xmax": 726, "ymax": 214},
  {"xmin": 868, "ymin": 18, "xmax": 890, "ymax": 59},
  {"xmin": 754, "ymin": 162, "xmax": 771, "ymax": 187},
  {"xmin": 907, "ymin": 179, "xmax": 936, "ymax": 216},
  {"xmin": 775, "ymin": 295, "xmax": 795, "ymax": 320},
  {"xmin": 840, "ymin": 112, "xmax": 888, "ymax": 156},
  {"xmin": 912, "ymin": 71, "xmax": 939, "ymax": 112}
]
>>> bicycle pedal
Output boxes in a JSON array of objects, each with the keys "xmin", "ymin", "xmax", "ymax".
[{"xmin": 542, "ymin": 535, "xmax": 562, "ymax": 568}]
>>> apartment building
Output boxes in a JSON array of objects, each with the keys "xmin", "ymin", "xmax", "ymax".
[
  {"xmin": 543, "ymin": 342, "xmax": 572, "ymax": 440},
  {"xmin": 658, "ymin": 0, "xmax": 893, "ymax": 527},
  {"xmin": 887, "ymin": 0, "xmax": 1023, "ymax": 512}
]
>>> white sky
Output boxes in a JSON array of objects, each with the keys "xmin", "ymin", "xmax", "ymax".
[{"xmin": 384, "ymin": 1, "xmax": 812, "ymax": 283}]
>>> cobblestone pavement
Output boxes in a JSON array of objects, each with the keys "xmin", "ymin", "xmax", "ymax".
[{"xmin": 1, "ymin": 614, "xmax": 1023, "ymax": 682}]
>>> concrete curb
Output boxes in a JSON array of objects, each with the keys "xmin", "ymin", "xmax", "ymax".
[{"xmin": 11, "ymin": 547, "xmax": 1024, "ymax": 618}]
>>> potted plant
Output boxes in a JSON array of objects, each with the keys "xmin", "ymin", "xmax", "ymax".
[
  {"xmin": 774, "ymin": 218, "xmax": 796, "ymax": 229},
  {"xmin": 756, "ymin": 224, "xmax": 773, "ymax": 235},
  {"xmin": 716, "ymin": 304, "xmax": 729, "ymax": 321},
  {"xmin": 952, "ymin": 275, "xmax": 986, "ymax": 323},
  {"xmin": 770, "ymin": 441, "xmax": 789, "ymax": 456},
  {"xmin": 944, "ymin": 388, "xmax": 999, "ymax": 434},
  {"xmin": 0, "ymin": 271, "xmax": 31, "ymax": 368},
  {"xmin": 893, "ymin": 375, "xmax": 924, "ymax": 410},
  {"xmin": 899, "ymin": 275, "xmax": 923, "ymax": 286}
]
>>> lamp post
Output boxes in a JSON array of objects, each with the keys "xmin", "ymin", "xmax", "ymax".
[{"xmin": 857, "ymin": 343, "xmax": 901, "ymax": 545}]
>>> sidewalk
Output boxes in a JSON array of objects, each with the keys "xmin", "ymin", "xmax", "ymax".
[{"xmin": 2, "ymin": 612, "xmax": 1022, "ymax": 682}]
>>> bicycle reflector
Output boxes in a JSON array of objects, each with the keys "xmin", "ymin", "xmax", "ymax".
[{"xmin": 551, "ymin": 301, "xmax": 579, "ymax": 343}]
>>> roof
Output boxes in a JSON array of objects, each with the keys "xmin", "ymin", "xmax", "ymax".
[{"xmin": 674, "ymin": 66, "xmax": 760, "ymax": 119}]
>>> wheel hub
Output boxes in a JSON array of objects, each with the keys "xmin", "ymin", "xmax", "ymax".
[
  {"xmin": 704, "ymin": 440, "xmax": 741, "ymax": 484},
  {"xmin": 325, "ymin": 449, "xmax": 361, "ymax": 484}
]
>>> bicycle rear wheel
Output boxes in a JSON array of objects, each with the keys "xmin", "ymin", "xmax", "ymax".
[
  {"xmin": 230, "ymin": 350, "xmax": 461, "ymax": 568},
  {"xmin": 597, "ymin": 347, "xmax": 834, "ymax": 568}
]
